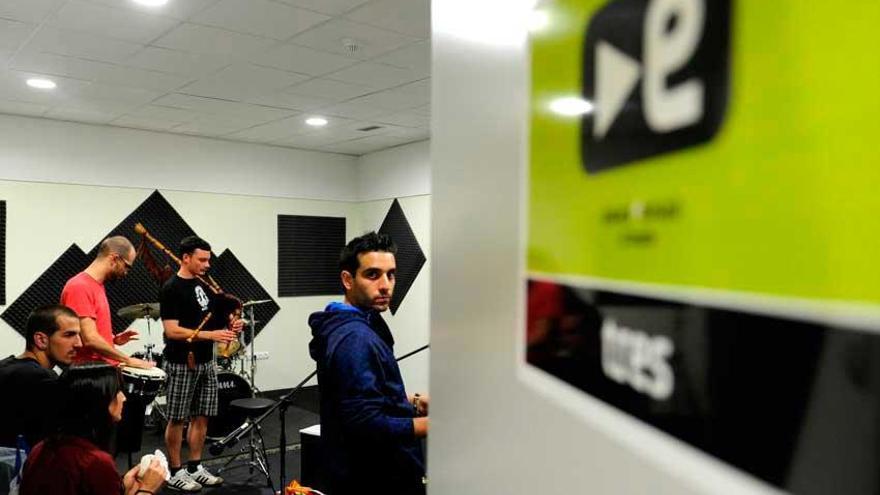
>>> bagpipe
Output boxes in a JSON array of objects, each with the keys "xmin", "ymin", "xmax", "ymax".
[{"xmin": 133, "ymin": 222, "xmax": 242, "ymax": 358}]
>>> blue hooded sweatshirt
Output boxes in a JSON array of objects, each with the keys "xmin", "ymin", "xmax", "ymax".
[{"xmin": 308, "ymin": 302, "xmax": 425, "ymax": 494}]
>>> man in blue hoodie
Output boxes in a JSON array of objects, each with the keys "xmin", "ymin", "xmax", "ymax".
[{"xmin": 308, "ymin": 232, "xmax": 428, "ymax": 495}]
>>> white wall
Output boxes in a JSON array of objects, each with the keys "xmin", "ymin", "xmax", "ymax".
[
  {"xmin": 429, "ymin": 3, "xmax": 774, "ymax": 495},
  {"xmin": 357, "ymin": 140, "xmax": 430, "ymax": 201},
  {"xmin": 0, "ymin": 114, "xmax": 359, "ymax": 202},
  {"xmin": 0, "ymin": 113, "xmax": 432, "ymax": 397}
]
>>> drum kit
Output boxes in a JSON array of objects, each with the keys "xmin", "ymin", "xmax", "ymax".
[{"xmin": 117, "ymin": 299, "xmax": 273, "ymax": 439}]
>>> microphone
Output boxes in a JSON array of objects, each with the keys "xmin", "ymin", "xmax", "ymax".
[{"xmin": 208, "ymin": 419, "xmax": 251, "ymax": 455}]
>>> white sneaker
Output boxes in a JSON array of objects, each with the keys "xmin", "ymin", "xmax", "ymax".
[
  {"xmin": 167, "ymin": 469, "xmax": 202, "ymax": 492},
  {"xmin": 189, "ymin": 465, "xmax": 223, "ymax": 486}
]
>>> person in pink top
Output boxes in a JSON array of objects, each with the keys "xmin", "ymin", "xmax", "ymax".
[{"xmin": 61, "ymin": 236, "xmax": 152, "ymax": 370}]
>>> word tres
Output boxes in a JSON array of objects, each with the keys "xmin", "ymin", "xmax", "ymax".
[{"xmin": 600, "ymin": 317, "xmax": 675, "ymax": 400}]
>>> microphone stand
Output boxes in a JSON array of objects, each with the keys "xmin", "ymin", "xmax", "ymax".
[{"xmin": 208, "ymin": 344, "xmax": 430, "ymax": 492}]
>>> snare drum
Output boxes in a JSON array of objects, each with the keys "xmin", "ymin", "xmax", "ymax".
[{"xmin": 121, "ymin": 365, "xmax": 167, "ymax": 402}]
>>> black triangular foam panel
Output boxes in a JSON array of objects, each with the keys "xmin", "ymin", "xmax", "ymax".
[
  {"xmin": 3, "ymin": 191, "xmax": 279, "ymax": 342},
  {"xmin": 378, "ymin": 199, "xmax": 425, "ymax": 315},
  {"xmin": 2, "ymin": 244, "xmax": 89, "ymax": 337}
]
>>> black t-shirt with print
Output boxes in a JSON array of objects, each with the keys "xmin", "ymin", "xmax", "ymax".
[{"xmin": 160, "ymin": 275, "xmax": 217, "ymax": 364}]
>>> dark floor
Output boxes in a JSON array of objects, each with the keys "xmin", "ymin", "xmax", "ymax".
[{"xmin": 116, "ymin": 386, "xmax": 320, "ymax": 494}]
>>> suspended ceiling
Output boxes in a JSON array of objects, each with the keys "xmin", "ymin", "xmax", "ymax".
[{"xmin": 0, "ymin": 0, "xmax": 430, "ymax": 156}]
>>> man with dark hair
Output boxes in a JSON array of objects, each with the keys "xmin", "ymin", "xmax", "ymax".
[
  {"xmin": 160, "ymin": 235, "xmax": 242, "ymax": 492},
  {"xmin": 309, "ymin": 231, "xmax": 429, "ymax": 495},
  {"xmin": 61, "ymin": 236, "xmax": 152, "ymax": 369},
  {"xmin": 0, "ymin": 304, "xmax": 82, "ymax": 491}
]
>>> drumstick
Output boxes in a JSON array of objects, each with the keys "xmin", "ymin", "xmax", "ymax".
[{"xmin": 186, "ymin": 312, "xmax": 213, "ymax": 344}]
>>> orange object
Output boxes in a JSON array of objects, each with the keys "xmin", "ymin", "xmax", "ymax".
[{"xmin": 285, "ymin": 480, "xmax": 313, "ymax": 495}]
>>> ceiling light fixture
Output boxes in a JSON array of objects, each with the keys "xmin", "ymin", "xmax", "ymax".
[
  {"xmin": 26, "ymin": 78, "xmax": 57, "ymax": 90},
  {"xmin": 528, "ymin": 9, "xmax": 550, "ymax": 31},
  {"xmin": 306, "ymin": 117, "xmax": 329, "ymax": 127},
  {"xmin": 132, "ymin": 0, "xmax": 169, "ymax": 7},
  {"xmin": 549, "ymin": 97, "xmax": 594, "ymax": 116}
]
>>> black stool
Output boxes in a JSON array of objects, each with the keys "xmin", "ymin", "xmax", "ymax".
[{"xmin": 217, "ymin": 397, "xmax": 276, "ymax": 489}]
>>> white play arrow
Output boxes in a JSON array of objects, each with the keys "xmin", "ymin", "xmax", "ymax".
[{"xmin": 593, "ymin": 40, "xmax": 642, "ymax": 139}]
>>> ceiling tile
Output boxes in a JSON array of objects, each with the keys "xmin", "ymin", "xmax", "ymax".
[
  {"xmin": 373, "ymin": 111, "xmax": 429, "ymax": 128},
  {"xmin": 243, "ymin": 91, "xmax": 333, "ymax": 112},
  {"xmin": 252, "ymin": 43, "xmax": 357, "ymax": 76},
  {"xmin": 192, "ymin": 0, "xmax": 329, "ymax": 41},
  {"xmin": 153, "ymin": 23, "xmax": 275, "ymax": 58},
  {"xmin": 0, "ymin": 0, "xmax": 66, "ymax": 23},
  {"xmin": 111, "ymin": 115, "xmax": 185, "ymax": 131},
  {"xmin": 45, "ymin": 106, "xmax": 121, "ymax": 124},
  {"xmin": 74, "ymin": 83, "xmax": 162, "ymax": 106},
  {"xmin": 271, "ymin": 131, "xmax": 348, "ymax": 149},
  {"xmin": 345, "ymin": 0, "xmax": 429, "ymax": 38},
  {"xmin": 24, "ymin": 26, "xmax": 143, "ymax": 64},
  {"xmin": 47, "ymin": 1, "xmax": 179, "ymax": 44},
  {"xmin": 410, "ymin": 103, "xmax": 431, "ymax": 117},
  {"xmin": 123, "ymin": 46, "xmax": 234, "ymax": 77},
  {"xmin": 289, "ymin": 18, "xmax": 416, "ymax": 60},
  {"xmin": 318, "ymin": 133, "xmax": 414, "ymax": 155},
  {"xmin": 84, "ymin": 0, "xmax": 219, "ymax": 21},
  {"xmin": 0, "ymin": 18, "xmax": 36, "ymax": 51},
  {"xmin": 12, "ymin": 51, "xmax": 192, "ymax": 92},
  {"xmin": 275, "ymin": 0, "xmax": 369, "ymax": 16},
  {"xmin": 122, "ymin": 104, "xmax": 199, "ymax": 123},
  {"xmin": 225, "ymin": 114, "xmax": 308, "ymax": 143},
  {"xmin": 172, "ymin": 114, "xmax": 265, "ymax": 136},
  {"xmin": 324, "ymin": 61, "xmax": 421, "ymax": 90},
  {"xmin": 372, "ymin": 40, "xmax": 429, "ymax": 75},
  {"xmin": 286, "ymin": 77, "xmax": 373, "ymax": 100},
  {"xmin": 0, "ymin": 70, "xmax": 92, "ymax": 105},
  {"xmin": 152, "ymin": 93, "xmax": 294, "ymax": 121},
  {"xmin": 0, "ymin": 98, "xmax": 49, "ymax": 117},
  {"xmin": 179, "ymin": 63, "xmax": 309, "ymax": 101},
  {"xmin": 317, "ymin": 99, "xmax": 387, "ymax": 120},
  {"xmin": 346, "ymin": 80, "xmax": 428, "ymax": 111}
]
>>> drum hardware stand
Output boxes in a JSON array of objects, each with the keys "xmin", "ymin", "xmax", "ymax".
[{"xmin": 216, "ymin": 416, "xmax": 272, "ymax": 488}]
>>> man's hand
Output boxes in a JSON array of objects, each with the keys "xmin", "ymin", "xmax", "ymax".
[
  {"xmin": 125, "ymin": 356, "xmax": 155, "ymax": 369},
  {"xmin": 409, "ymin": 393, "xmax": 429, "ymax": 416},
  {"xmin": 113, "ymin": 329, "xmax": 140, "ymax": 346},
  {"xmin": 212, "ymin": 329, "xmax": 236, "ymax": 343},
  {"xmin": 228, "ymin": 314, "xmax": 244, "ymax": 334}
]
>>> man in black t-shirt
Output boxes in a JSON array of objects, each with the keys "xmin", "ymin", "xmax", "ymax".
[
  {"xmin": 160, "ymin": 236, "xmax": 242, "ymax": 492},
  {"xmin": 0, "ymin": 304, "xmax": 82, "ymax": 448},
  {"xmin": 0, "ymin": 304, "xmax": 81, "ymax": 490}
]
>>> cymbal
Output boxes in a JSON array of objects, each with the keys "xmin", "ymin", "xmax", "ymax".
[
  {"xmin": 117, "ymin": 303, "xmax": 160, "ymax": 320},
  {"xmin": 241, "ymin": 299, "xmax": 272, "ymax": 308}
]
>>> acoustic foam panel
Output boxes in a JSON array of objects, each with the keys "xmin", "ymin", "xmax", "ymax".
[{"xmin": 277, "ymin": 215, "xmax": 345, "ymax": 297}]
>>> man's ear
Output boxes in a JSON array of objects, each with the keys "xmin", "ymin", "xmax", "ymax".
[
  {"xmin": 32, "ymin": 331, "xmax": 49, "ymax": 351},
  {"xmin": 341, "ymin": 271, "xmax": 354, "ymax": 291}
]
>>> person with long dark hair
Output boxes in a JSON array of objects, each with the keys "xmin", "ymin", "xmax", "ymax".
[{"xmin": 19, "ymin": 362, "xmax": 166, "ymax": 495}]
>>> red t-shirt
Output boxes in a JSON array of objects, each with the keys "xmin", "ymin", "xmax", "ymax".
[
  {"xmin": 61, "ymin": 272, "xmax": 117, "ymax": 364},
  {"xmin": 20, "ymin": 435, "xmax": 121, "ymax": 495}
]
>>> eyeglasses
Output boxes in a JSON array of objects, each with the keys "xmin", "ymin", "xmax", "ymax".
[{"xmin": 117, "ymin": 254, "xmax": 134, "ymax": 271}]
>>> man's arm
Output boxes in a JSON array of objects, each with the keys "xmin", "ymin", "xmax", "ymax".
[
  {"xmin": 79, "ymin": 317, "xmax": 152, "ymax": 368},
  {"xmin": 334, "ymin": 332, "xmax": 420, "ymax": 441},
  {"xmin": 413, "ymin": 417, "xmax": 428, "ymax": 438},
  {"xmin": 162, "ymin": 319, "xmax": 235, "ymax": 343}
]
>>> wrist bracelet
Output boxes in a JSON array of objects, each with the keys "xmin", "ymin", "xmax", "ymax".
[
  {"xmin": 412, "ymin": 393, "xmax": 421, "ymax": 416},
  {"xmin": 136, "ymin": 490, "xmax": 154, "ymax": 495}
]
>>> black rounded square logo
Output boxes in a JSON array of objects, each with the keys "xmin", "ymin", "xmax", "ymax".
[{"xmin": 581, "ymin": 0, "xmax": 732, "ymax": 173}]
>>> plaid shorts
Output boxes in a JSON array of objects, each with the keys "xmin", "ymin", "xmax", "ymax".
[{"xmin": 164, "ymin": 361, "xmax": 218, "ymax": 421}]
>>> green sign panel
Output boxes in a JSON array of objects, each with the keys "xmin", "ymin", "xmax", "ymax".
[{"xmin": 528, "ymin": 0, "xmax": 880, "ymax": 304}]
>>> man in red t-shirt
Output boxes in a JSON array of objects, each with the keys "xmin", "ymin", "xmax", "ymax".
[{"xmin": 61, "ymin": 236, "xmax": 152, "ymax": 369}]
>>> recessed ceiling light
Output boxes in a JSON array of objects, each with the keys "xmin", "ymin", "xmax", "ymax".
[
  {"xmin": 132, "ymin": 0, "xmax": 169, "ymax": 6},
  {"xmin": 306, "ymin": 117, "xmax": 328, "ymax": 127},
  {"xmin": 26, "ymin": 78, "xmax": 56, "ymax": 90},
  {"xmin": 528, "ymin": 9, "xmax": 550, "ymax": 31},
  {"xmin": 549, "ymin": 97, "xmax": 594, "ymax": 116}
]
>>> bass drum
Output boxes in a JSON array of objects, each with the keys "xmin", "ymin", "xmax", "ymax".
[{"xmin": 207, "ymin": 371, "xmax": 252, "ymax": 439}]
